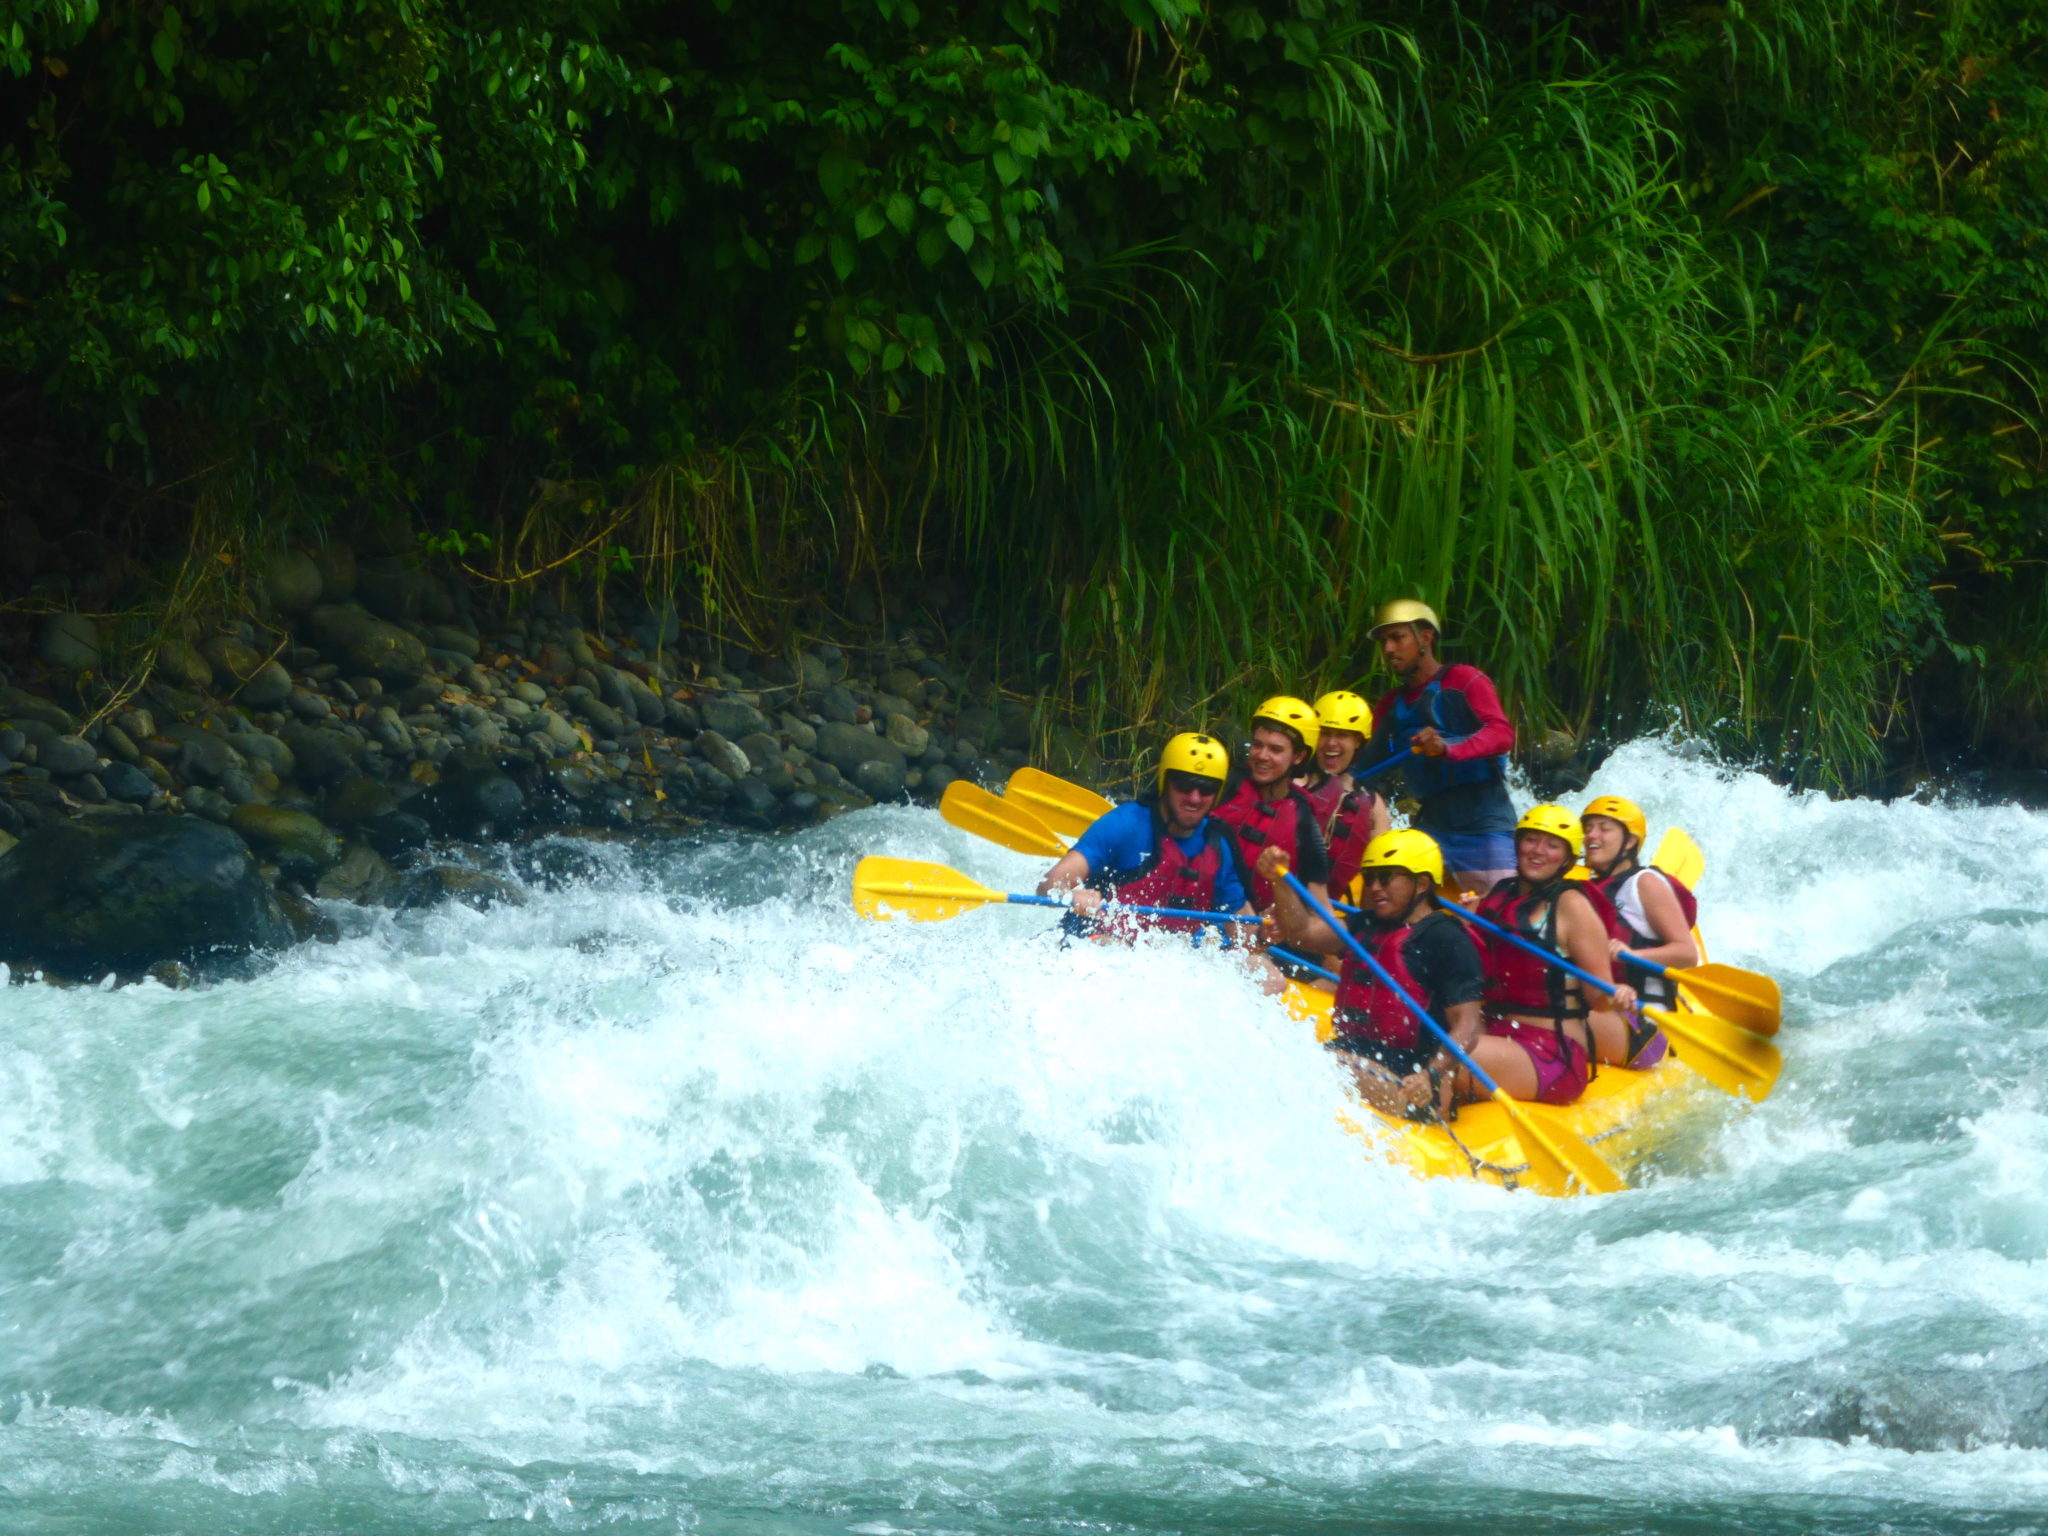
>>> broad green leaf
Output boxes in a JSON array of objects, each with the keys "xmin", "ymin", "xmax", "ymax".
[
  {"xmin": 885, "ymin": 192, "xmax": 915, "ymax": 234},
  {"xmin": 947, "ymin": 214, "xmax": 973, "ymax": 252},
  {"xmin": 854, "ymin": 202, "xmax": 886, "ymax": 240},
  {"xmin": 817, "ymin": 150, "xmax": 857, "ymax": 204}
]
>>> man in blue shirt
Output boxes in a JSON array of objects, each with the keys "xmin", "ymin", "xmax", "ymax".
[{"xmin": 1036, "ymin": 732, "xmax": 1253, "ymax": 938}]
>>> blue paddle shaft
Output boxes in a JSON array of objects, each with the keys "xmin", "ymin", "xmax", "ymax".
[
  {"xmin": 1272, "ymin": 947, "xmax": 1340, "ymax": 983},
  {"xmin": 1354, "ymin": 747, "xmax": 1412, "ymax": 780},
  {"xmin": 1617, "ymin": 952, "xmax": 1671, "ymax": 977},
  {"xmin": 1444, "ymin": 903, "xmax": 1619, "ymax": 998},
  {"xmin": 1281, "ymin": 871, "xmax": 1504, "ymax": 1097},
  {"xmin": 1004, "ymin": 893, "xmax": 1256, "ymax": 926}
]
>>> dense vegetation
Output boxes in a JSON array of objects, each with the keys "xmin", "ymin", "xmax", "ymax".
[{"xmin": 3, "ymin": 0, "xmax": 2043, "ymax": 785}]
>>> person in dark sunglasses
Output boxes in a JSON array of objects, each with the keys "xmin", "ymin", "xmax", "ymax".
[{"xmin": 1038, "ymin": 732, "xmax": 1254, "ymax": 940}]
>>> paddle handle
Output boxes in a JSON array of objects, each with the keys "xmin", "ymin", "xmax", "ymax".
[
  {"xmin": 1003, "ymin": 893, "xmax": 1256, "ymax": 926},
  {"xmin": 1280, "ymin": 871, "xmax": 1504, "ymax": 1098},
  {"xmin": 1445, "ymin": 904, "xmax": 1620, "ymax": 999},
  {"xmin": 1615, "ymin": 951, "xmax": 1670, "ymax": 978}
]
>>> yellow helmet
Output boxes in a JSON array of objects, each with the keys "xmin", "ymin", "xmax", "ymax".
[
  {"xmin": 1251, "ymin": 695, "xmax": 1320, "ymax": 752},
  {"xmin": 1581, "ymin": 794, "xmax": 1647, "ymax": 847},
  {"xmin": 1368, "ymin": 598, "xmax": 1443, "ymax": 640},
  {"xmin": 1515, "ymin": 803, "xmax": 1584, "ymax": 860},
  {"xmin": 1313, "ymin": 690, "xmax": 1373, "ymax": 736},
  {"xmin": 1157, "ymin": 731, "xmax": 1229, "ymax": 795},
  {"xmin": 1357, "ymin": 828, "xmax": 1445, "ymax": 888}
]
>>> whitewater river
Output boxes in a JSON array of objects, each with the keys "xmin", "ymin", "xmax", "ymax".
[{"xmin": 3, "ymin": 739, "xmax": 2044, "ymax": 1534}]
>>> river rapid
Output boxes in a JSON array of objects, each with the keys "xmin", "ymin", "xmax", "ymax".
[{"xmin": 2, "ymin": 738, "xmax": 2045, "ymax": 1535}]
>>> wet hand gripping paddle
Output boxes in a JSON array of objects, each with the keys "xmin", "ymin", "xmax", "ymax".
[
  {"xmin": 1277, "ymin": 866, "xmax": 1625, "ymax": 1197},
  {"xmin": 1442, "ymin": 904, "xmax": 1782, "ymax": 1102},
  {"xmin": 853, "ymin": 856, "xmax": 1257, "ymax": 929}
]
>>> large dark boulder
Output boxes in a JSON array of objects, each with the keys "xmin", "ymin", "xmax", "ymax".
[{"xmin": 0, "ymin": 816, "xmax": 295, "ymax": 978}]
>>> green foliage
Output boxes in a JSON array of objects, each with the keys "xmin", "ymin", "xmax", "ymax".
[{"xmin": 3, "ymin": 0, "xmax": 2044, "ymax": 785}]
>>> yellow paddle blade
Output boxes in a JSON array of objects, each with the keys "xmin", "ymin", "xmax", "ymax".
[
  {"xmin": 1495, "ymin": 1093, "xmax": 1627, "ymax": 1196},
  {"xmin": 939, "ymin": 780, "xmax": 1068, "ymax": 859},
  {"xmin": 1648, "ymin": 1007, "xmax": 1783, "ymax": 1101},
  {"xmin": 1653, "ymin": 826, "xmax": 1706, "ymax": 890},
  {"xmin": 1005, "ymin": 766, "xmax": 1114, "ymax": 842},
  {"xmin": 852, "ymin": 856, "xmax": 1005, "ymax": 923},
  {"xmin": 1673, "ymin": 963, "xmax": 1781, "ymax": 1035}
]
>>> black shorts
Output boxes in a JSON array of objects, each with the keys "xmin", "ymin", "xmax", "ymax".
[{"xmin": 1326, "ymin": 1034, "xmax": 1431, "ymax": 1078}]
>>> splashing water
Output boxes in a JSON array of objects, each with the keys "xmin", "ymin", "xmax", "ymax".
[{"xmin": 3, "ymin": 739, "xmax": 2046, "ymax": 1534}]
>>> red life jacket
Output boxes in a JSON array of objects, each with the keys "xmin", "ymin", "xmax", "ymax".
[
  {"xmin": 1591, "ymin": 863, "xmax": 1699, "ymax": 1008},
  {"xmin": 1213, "ymin": 779, "xmax": 1324, "ymax": 909},
  {"xmin": 1331, "ymin": 910, "xmax": 1475, "ymax": 1053},
  {"xmin": 1097, "ymin": 807, "xmax": 1229, "ymax": 934},
  {"xmin": 1475, "ymin": 879, "xmax": 1621, "ymax": 1021},
  {"xmin": 1323, "ymin": 787, "xmax": 1381, "ymax": 897}
]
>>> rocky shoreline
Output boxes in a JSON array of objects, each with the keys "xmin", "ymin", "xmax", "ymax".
[{"xmin": 0, "ymin": 544, "xmax": 1044, "ymax": 982}]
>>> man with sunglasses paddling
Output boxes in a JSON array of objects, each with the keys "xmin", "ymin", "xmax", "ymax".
[{"xmin": 1037, "ymin": 732, "xmax": 1254, "ymax": 940}]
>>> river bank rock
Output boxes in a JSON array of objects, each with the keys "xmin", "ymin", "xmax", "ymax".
[
  {"xmin": 0, "ymin": 816, "xmax": 294, "ymax": 978},
  {"xmin": 0, "ymin": 552, "xmax": 1057, "ymax": 972}
]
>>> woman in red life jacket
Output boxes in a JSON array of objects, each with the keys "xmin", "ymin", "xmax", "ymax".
[
  {"xmin": 1581, "ymin": 796, "xmax": 1698, "ymax": 1043},
  {"xmin": 1297, "ymin": 690, "xmax": 1391, "ymax": 901},
  {"xmin": 1037, "ymin": 732, "xmax": 1253, "ymax": 940},
  {"xmin": 1470, "ymin": 805, "xmax": 1640, "ymax": 1104},
  {"xmin": 1258, "ymin": 829, "xmax": 1485, "ymax": 1121},
  {"xmin": 1212, "ymin": 695, "xmax": 1331, "ymax": 911}
]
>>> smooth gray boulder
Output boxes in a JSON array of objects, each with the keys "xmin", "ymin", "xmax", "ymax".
[
  {"xmin": 0, "ymin": 816, "xmax": 294, "ymax": 977},
  {"xmin": 229, "ymin": 804, "xmax": 343, "ymax": 872},
  {"xmin": 37, "ymin": 614, "xmax": 101, "ymax": 673},
  {"xmin": 702, "ymin": 696, "xmax": 771, "ymax": 738}
]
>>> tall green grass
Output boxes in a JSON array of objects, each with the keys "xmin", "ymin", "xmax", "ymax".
[{"xmin": 477, "ymin": 3, "xmax": 1974, "ymax": 788}]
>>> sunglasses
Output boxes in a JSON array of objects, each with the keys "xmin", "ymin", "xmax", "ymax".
[
  {"xmin": 1358, "ymin": 867, "xmax": 1414, "ymax": 886},
  {"xmin": 1164, "ymin": 772, "xmax": 1223, "ymax": 798}
]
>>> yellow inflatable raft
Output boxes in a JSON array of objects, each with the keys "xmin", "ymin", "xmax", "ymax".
[
  {"xmin": 1283, "ymin": 981, "xmax": 1703, "ymax": 1192},
  {"xmin": 1286, "ymin": 829, "xmax": 1717, "ymax": 1194}
]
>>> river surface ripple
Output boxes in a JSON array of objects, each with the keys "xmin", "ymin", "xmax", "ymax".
[{"xmin": 2, "ymin": 740, "xmax": 2045, "ymax": 1535}]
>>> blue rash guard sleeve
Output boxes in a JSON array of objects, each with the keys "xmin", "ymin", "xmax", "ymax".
[{"xmin": 1069, "ymin": 801, "xmax": 1157, "ymax": 879}]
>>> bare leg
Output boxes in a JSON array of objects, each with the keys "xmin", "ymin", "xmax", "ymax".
[
  {"xmin": 1588, "ymin": 1007, "xmax": 1635, "ymax": 1066},
  {"xmin": 1454, "ymin": 1034, "xmax": 1541, "ymax": 1102}
]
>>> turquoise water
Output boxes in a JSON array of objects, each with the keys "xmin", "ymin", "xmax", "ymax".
[{"xmin": 3, "ymin": 739, "xmax": 2046, "ymax": 1534}]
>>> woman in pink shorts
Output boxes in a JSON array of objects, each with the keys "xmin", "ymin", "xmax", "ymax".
[{"xmin": 1455, "ymin": 804, "xmax": 1636, "ymax": 1107}]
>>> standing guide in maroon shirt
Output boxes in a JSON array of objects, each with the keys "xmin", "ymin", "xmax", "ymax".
[{"xmin": 1364, "ymin": 600, "xmax": 1519, "ymax": 895}]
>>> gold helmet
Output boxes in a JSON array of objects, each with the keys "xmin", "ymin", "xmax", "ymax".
[
  {"xmin": 1368, "ymin": 598, "xmax": 1443, "ymax": 640},
  {"xmin": 1580, "ymin": 794, "xmax": 1647, "ymax": 847},
  {"xmin": 1515, "ymin": 803, "xmax": 1584, "ymax": 860},
  {"xmin": 1251, "ymin": 694, "xmax": 1320, "ymax": 752},
  {"xmin": 1357, "ymin": 828, "xmax": 1445, "ymax": 888},
  {"xmin": 1157, "ymin": 732, "xmax": 1229, "ymax": 795},
  {"xmin": 1313, "ymin": 690, "xmax": 1373, "ymax": 736}
]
